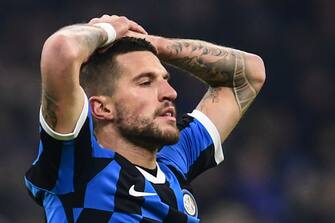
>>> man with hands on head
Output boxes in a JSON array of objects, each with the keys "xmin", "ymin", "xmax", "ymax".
[{"xmin": 25, "ymin": 14, "xmax": 265, "ymax": 223}]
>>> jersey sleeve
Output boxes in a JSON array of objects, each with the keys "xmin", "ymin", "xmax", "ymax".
[
  {"xmin": 24, "ymin": 89, "xmax": 97, "ymax": 204},
  {"xmin": 157, "ymin": 110, "xmax": 224, "ymax": 182}
]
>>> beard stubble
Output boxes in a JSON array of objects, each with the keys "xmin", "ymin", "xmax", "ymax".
[{"xmin": 114, "ymin": 102, "xmax": 179, "ymax": 151}]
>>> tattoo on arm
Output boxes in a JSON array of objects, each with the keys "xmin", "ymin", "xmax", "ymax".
[
  {"xmin": 41, "ymin": 93, "xmax": 58, "ymax": 129},
  {"xmin": 163, "ymin": 40, "xmax": 257, "ymax": 114},
  {"xmin": 60, "ymin": 25, "xmax": 107, "ymax": 56},
  {"xmin": 197, "ymin": 87, "xmax": 221, "ymax": 111},
  {"xmin": 39, "ymin": 25, "xmax": 106, "ymax": 130},
  {"xmin": 233, "ymin": 51, "xmax": 257, "ymax": 114},
  {"xmin": 200, "ymin": 87, "xmax": 221, "ymax": 104}
]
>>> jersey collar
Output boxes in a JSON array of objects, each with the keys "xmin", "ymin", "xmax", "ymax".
[{"xmin": 136, "ymin": 163, "xmax": 166, "ymax": 184}]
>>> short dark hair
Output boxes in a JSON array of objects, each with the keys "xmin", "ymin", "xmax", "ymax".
[{"xmin": 80, "ymin": 37, "xmax": 157, "ymax": 97}]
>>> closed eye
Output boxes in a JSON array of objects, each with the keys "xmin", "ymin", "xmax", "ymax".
[
  {"xmin": 139, "ymin": 80, "xmax": 152, "ymax": 86},
  {"xmin": 133, "ymin": 72, "xmax": 170, "ymax": 86},
  {"xmin": 135, "ymin": 73, "xmax": 155, "ymax": 87}
]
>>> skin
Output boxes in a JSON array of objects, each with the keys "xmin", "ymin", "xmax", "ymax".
[
  {"xmin": 93, "ymin": 51, "xmax": 179, "ymax": 168},
  {"xmin": 41, "ymin": 15, "xmax": 147, "ymax": 133},
  {"xmin": 40, "ymin": 14, "xmax": 266, "ymax": 169},
  {"xmin": 126, "ymin": 33, "xmax": 266, "ymax": 141}
]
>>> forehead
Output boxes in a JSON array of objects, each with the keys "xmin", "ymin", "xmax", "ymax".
[{"xmin": 115, "ymin": 51, "xmax": 167, "ymax": 78}]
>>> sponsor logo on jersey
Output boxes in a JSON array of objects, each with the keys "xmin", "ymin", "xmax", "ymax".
[{"xmin": 129, "ymin": 185, "xmax": 157, "ymax": 197}]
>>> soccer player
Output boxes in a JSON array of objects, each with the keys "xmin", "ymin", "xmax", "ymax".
[{"xmin": 25, "ymin": 15, "xmax": 265, "ymax": 222}]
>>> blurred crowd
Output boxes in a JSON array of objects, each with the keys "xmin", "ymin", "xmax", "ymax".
[{"xmin": 0, "ymin": 0, "xmax": 334, "ymax": 222}]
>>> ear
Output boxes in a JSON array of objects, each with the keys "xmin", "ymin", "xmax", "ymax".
[{"xmin": 89, "ymin": 96, "xmax": 114, "ymax": 121}]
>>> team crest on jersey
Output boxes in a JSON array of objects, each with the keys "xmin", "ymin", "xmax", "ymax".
[{"xmin": 182, "ymin": 189, "xmax": 198, "ymax": 217}]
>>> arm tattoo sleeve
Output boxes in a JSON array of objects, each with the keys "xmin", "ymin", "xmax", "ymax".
[
  {"xmin": 162, "ymin": 40, "xmax": 257, "ymax": 114},
  {"xmin": 233, "ymin": 51, "xmax": 257, "ymax": 114},
  {"xmin": 41, "ymin": 93, "xmax": 58, "ymax": 129},
  {"xmin": 60, "ymin": 24, "xmax": 107, "ymax": 57},
  {"xmin": 40, "ymin": 25, "xmax": 106, "ymax": 129}
]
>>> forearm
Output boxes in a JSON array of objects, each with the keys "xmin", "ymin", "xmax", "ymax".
[
  {"xmin": 42, "ymin": 24, "xmax": 107, "ymax": 73},
  {"xmin": 40, "ymin": 15, "xmax": 146, "ymax": 132},
  {"xmin": 41, "ymin": 23, "xmax": 109, "ymax": 102},
  {"xmin": 153, "ymin": 37, "xmax": 266, "ymax": 114},
  {"xmin": 40, "ymin": 24, "xmax": 107, "ymax": 130}
]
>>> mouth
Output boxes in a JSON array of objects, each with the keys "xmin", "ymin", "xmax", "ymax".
[{"xmin": 157, "ymin": 107, "xmax": 176, "ymax": 121}]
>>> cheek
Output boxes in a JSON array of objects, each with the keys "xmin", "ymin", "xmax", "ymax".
[
  {"xmin": 118, "ymin": 98, "xmax": 156, "ymax": 119},
  {"xmin": 133, "ymin": 93, "xmax": 158, "ymax": 112},
  {"xmin": 134, "ymin": 102, "xmax": 157, "ymax": 118},
  {"xmin": 117, "ymin": 87, "xmax": 159, "ymax": 118}
]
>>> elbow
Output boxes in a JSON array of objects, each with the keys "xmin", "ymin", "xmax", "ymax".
[
  {"xmin": 245, "ymin": 53, "xmax": 266, "ymax": 93},
  {"xmin": 41, "ymin": 33, "xmax": 81, "ymax": 72}
]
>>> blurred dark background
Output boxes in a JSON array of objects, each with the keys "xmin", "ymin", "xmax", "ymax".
[{"xmin": 1, "ymin": 0, "xmax": 334, "ymax": 222}]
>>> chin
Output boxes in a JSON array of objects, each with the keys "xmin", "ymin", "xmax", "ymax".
[
  {"xmin": 117, "ymin": 118, "xmax": 179, "ymax": 150},
  {"xmin": 159, "ymin": 126, "xmax": 180, "ymax": 145}
]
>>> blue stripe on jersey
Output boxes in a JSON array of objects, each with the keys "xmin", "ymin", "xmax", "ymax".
[
  {"xmin": 159, "ymin": 163, "xmax": 184, "ymax": 211},
  {"xmin": 25, "ymin": 177, "xmax": 44, "ymax": 198},
  {"xmin": 141, "ymin": 181, "xmax": 167, "ymax": 221},
  {"xmin": 53, "ymin": 145, "xmax": 75, "ymax": 194},
  {"xmin": 44, "ymin": 193, "xmax": 67, "ymax": 223},
  {"xmin": 108, "ymin": 212, "xmax": 140, "ymax": 222},
  {"xmin": 84, "ymin": 160, "xmax": 121, "ymax": 211},
  {"xmin": 73, "ymin": 208, "xmax": 83, "ymax": 223},
  {"xmin": 143, "ymin": 179, "xmax": 157, "ymax": 195},
  {"xmin": 187, "ymin": 215, "xmax": 200, "ymax": 223},
  {"xmin": 158, "ymin": 117, "xmax": 214, "ymax": 179},
  {"xmin": 91, "ymin": 145, "xmax": 116, "ymax": 158},
  {"xmin": 32, "ymin": 141, "xmax": 44, "ymax": 165},
  {"xmin": 141, "ymin": 200, "xmax": 166, "ymax": 221}
]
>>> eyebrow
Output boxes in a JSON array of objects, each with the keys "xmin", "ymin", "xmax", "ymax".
[{"xmin": 132, "ymin": 71, "xmax": 171, "ymax": 82}]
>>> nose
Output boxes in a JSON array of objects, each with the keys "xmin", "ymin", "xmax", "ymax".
[{"xmin": 159, "ymin": 80, "xmax": 177, "ymax": 102}]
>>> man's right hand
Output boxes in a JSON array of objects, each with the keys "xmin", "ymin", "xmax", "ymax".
[{"xmin": 88, "ymin": 15, "xmax": 147, "ymax": 42}]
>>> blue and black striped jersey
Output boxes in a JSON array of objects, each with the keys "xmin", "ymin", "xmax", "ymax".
[{"xmin": 25, "ymin": 93, "xmax": 224, "ymax": 223}]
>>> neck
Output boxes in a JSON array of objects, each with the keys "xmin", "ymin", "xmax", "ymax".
[{"xmin": 96, "ymin": 126, "xmax": 157, "ymax": 169}]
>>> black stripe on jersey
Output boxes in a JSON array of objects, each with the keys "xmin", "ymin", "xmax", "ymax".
[
  {"xmin": 114, "ymin": 154, "xmax": 144, "ymax": 214},
  {"xmin": 177, "ymin": 114, "xmax": 218, "ymax": 182},
  {"xmin": 168, "ymin": 165, "xmax": 190, "ymax": 190},
  {"xmin": 151, "ymin": 181, "xmax": 178, "ymax": 209},
  {"xmin": 187, "ymin": 144, "xmax": 216, "ymax": 182},
  {"xmin": 160, "ymin": 165, "xmax": 190, "ymax": 223},
  {"xmin": 76, "ymin": 208, "xmax": 113, "ymax": 223},
  {"xmin": 58, "ymin": 193, "xmax": 76, "ymax": 223},
  {"xmin": 72, "ymin": 120, "xmax": 114, "ymax": 206},
  {"xmin": 73, "ymin": 119, "xmax": 96, "ymax": 190},
  {"xmin": 177, "ymin": 114, "xmax": 194, "ymax": 131},
  {"xmin": 26, "ymin": 187, "xmax": 44, "ymax": 207},
  {"xmin": 25, "ymin": 129, "xmax": 63, "ymax": 190},
  {"xmin": 163, "ymin": 207, "xmax": 188, "ymax": 223},
  {"xmin": 168, "ymin": 165, "xmax": 197, "ymax": 207},
  {"xmin": 140, "ymin": 217, "xmax": 161, "ymax": 223},
  {"xmin": 74, "ymin": 157, "xmax": 113, "ymax": 204}
]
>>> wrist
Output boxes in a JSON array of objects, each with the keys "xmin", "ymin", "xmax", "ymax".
[
  {"xmin": 149, "ymin": 36, "xmax": 171, "ymax": 58},
  {"xmin": 93, "ymin": 23, "xmax": 117, "ymax": 47}
]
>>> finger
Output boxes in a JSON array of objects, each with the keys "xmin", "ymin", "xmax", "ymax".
[
  {"xmin": 133, "ymin": 23, "xmax": 148, "ymax": 35},
  {"xmin": 125, "ymin": 30, "xmax": 146, "ymax": 39},
  {"xmin": 113, "ymin": 20, "xmax": 131, "ymax": 39},
  {"xmin": 101, "ymin": 14, "xmax": 110, "ymax": 19},
  {"xmin": 128, "ymin": 20, "xmax": 147, "ymax": 34},
  {"xmin": 137, "ymin": 25, "xmax": 148, "ymax": 35},
  {"xmin": 109, "ymin": 15, "xmax": 119, "ymax": 21},
  {"xmin": 118, "ymin": 16, "xmax": 146, "ymax": 34},
  {"xmin": 89, "ymin": 15, "xmax": 118, "ymax": 25},
  {"xmin": 88, "ymin": 18, "xmax": 99, "ymax": 24}
]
